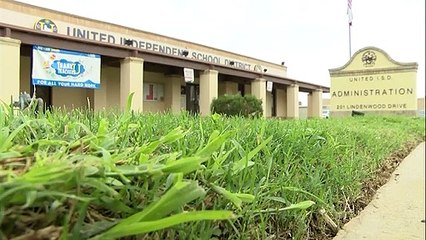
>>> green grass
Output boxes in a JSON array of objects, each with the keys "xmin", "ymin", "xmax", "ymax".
[{"xmin": 0, "ymin": 103, "xmax": 424, "ymax": 239}]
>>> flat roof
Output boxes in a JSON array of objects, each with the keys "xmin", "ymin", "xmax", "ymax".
[{"xmin": 0, "ymin": 0, "xmax": 330, "ymax": 92}]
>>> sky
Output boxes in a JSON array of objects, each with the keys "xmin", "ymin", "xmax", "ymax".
[{"xmin": 15, "ymin": 0, "xmax": 426, "ymax": 100}]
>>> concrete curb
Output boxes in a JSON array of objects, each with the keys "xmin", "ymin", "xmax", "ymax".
[{"xmin": 333, "ymin": 142, "xmax": 425, "ymax": 240}]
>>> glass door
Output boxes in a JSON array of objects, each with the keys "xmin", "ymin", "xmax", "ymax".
[{"xmin": 185, "ymin": 83, "xmax": 199, "ymax": 114}]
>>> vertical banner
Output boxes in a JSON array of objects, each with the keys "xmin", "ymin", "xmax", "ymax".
[{"xmin": 32, "ymin": 45, "xmax": 101, "ymax": 89}]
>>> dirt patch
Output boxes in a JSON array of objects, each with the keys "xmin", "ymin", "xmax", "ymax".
[
  {"xmin": 332, "ymin": 141, "xmax": 425, "ymax": 240},
  {"xmin": 308, "ymin": 140, "xmax": 422, "ymax": 240},
  {"xmin": 352, "ymin": 141, "xmax": 419, "ymax": 215}
]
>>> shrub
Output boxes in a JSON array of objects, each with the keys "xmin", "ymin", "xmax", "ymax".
[{"xmin": 211, "ymin": 94, "xmax": 263, "ymax": 117}]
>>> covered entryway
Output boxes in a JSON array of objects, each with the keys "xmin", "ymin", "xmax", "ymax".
[{"xmin": 0, "ymin": 0, "xmax": 329, "ymax": 119}]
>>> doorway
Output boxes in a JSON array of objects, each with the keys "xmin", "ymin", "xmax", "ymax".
[
  {"xmin": 238, "ymin": 83, "xmax": 245, "ymax": 96},
  {"xmin": 31, "ymin": 84, "xmax": 52, "ymax": 111},
  {"xmin": 185, "ymin": 83, "xmax": 199, "ymax": 114},
  {"xmin": 272, "ymin": 88, "xmax": 276, "ymax": 117}
]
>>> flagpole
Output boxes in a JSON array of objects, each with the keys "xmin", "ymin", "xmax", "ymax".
[
  {"xmin": 347, "ymin": 0, "xmax": 353, "ymax": 59},
  {"xmin": 348, "ymin": 23, "xmax": 352, "ymax": 58}
]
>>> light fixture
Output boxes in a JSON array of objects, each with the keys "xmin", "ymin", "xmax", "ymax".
[
  {"xmin": 230, "ymin": 61, "xmax": 235, "ymax": 66},
  {"xmin": 182, "ymin": 50, "xmax": 189, "ymax": 57},
  {"xmin": 124, "ymin": 39, "xmax": 133, "ymax": 46}
]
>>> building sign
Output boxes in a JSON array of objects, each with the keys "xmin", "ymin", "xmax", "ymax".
[
  {"xmin": 0, "ymin": 5, "xmax": 287, "ymax": 77},
  {"xmin": 64, "ymin": 25, "xmax": 253, "ymax": 71},
  {"xmin": 329, "ymin": 47, "xmax": 418, "ymax": 113},
  {"xmin": 184, "ymin": 68, "xmax": 194, "ymax": 83},
  {"xmin": 32, "ymin": 45, "xmax": 101, "ymax": 89},
  {"xmin": 266, "ymin": 81, "xmax": 273, "ymax": 92}
]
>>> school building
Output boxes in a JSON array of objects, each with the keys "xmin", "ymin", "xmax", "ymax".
[{"xmin": 0, "ymin": 0, "xmax": 329, "ymax": 118}]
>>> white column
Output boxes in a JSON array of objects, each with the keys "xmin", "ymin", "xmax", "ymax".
[
  {"xmin": 94, "ymin": 66, "xmax": 108, "ymax": 111},
  {"xmin": 120, "ymin": 57, "xmax": 144, "ymax": 111},
  {"xmin": 286, "ymin": 84, "xmax": 299, "ymax": 119},
  {"xmin": 166, "ymin": 74, "xmax": 182, "ymax": 114},
  {"xmin": 0, "ymin": 37, "xmax": 21, "ymax": 104},
  {"xmin": 311, "ymin": 89, "xmax": 323, "ymax": 118},
  {"xmin": 199, "ymin": 69, "xmax": 218, "ymax": 116},
  {"xmin": 276, "ymin": 88, "xmax": 287, "ymax": 118},
  {"xmin": 307, "ymin": 93, "xmax": 313, "ymax": 118},
  {"xmin": 251, "ymin": 78, "xmax": 267, "ymax": 117}
]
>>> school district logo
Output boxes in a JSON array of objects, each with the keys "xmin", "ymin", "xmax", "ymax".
[
  {"xmin": 362, "ymin": 51, "xmax": 377, "ymax": 67},
  {"xmin": 34, "ymin": 19, "xmax": 58, "ymax": 33},
  {"xmin": 253, "ymin": 64, "xmax": 263, "ymax": 72}
]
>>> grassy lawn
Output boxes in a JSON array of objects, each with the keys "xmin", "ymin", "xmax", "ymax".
[{"xmin": 1, "ymin": 103, "xmax": 424, "ymax": 239}]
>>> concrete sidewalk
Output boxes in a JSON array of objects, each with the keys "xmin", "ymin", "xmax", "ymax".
[{"xmin": 333, "ymin": 142, "xmax": 425, "ymax": 240}]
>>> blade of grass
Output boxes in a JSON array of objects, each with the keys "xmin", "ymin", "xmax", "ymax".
[{"xmin": 94, "ymin": 210, "xmax": 235, "ymax": 240}]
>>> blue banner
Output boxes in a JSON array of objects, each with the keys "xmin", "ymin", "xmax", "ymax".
[{"xmin": 32, "ymin": 45, "xmax": 101, "ymax": 89}]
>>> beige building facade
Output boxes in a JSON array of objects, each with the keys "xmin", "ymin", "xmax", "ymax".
[
  {"xmin": 0, "ymin": 0, "xmax": 328, "ymax": 118},
  {"xmin": 329, "ymin": 46, "xmax": 418, "ymax": 117}
]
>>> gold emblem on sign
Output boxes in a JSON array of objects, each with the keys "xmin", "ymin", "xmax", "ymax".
[
  {"xmin": 253, "ymin": 65, "xmax": 263, "ymax": 72},
  {"xmin": 34, "ymin": 19, "xmax": 58, "ymax": 33},
  {"xmin": 362, "ymin": 51, "xmax": 377, "ymax": 67}
]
